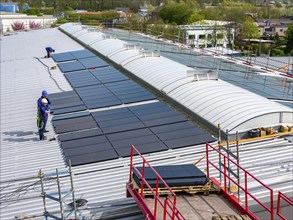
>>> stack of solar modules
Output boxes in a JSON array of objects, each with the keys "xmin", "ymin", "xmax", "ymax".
[
  {"xmin": 49, "ymin": 49, "xmax": 216, "ymax": 166},
  {"xmin": 133, "ymin": 164, "xmax": 208, "ymax": 187}
]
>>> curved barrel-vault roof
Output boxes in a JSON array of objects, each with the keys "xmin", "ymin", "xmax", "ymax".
[{"xmin": 59, "ymin": 23, "xmax": 293, "ymax": 133}]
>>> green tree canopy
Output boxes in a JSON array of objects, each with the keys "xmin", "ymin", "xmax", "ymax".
[
  {"xmin": 242, "ymin": 17, "xmax": 260, "ymax": 41},
  {"xmin": 158, "ymin": 1, "xmax": 193, "ymax": 25},
  {"xmin": 284, "ymin": 24, "xmax": 293, "ymax": 54}
]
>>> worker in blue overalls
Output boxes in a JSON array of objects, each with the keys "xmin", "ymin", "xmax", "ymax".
[
  {"xmin": 45, "ymin": 47, "xmax": 55, "ymax": 58},
  {"xmin": 37, "ymin": 90, "xmax": 51, "ymax": 133},
  {"xmin": 37, "ymin": 98, "xmax": 50, "ymax": 141}
]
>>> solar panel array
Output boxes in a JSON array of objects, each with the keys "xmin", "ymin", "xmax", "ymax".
[
  {"xmin": 52, "ymin": 49, "xmax": 95, "ymax": 62},
  {"xmin": 49, "ymin": 91, "xmax": 87, "ymax": 115},
  {"xmin": 50, "ymin": 49, "xmax": 215, "ymax": 166},
  {"xmin": 51, "ymin": 102, "xmax": 215, "ymax": 165},
  {"xmin": 64, "ymin": 67, "xmax": 129, "ymax": 88},
  {"xmin": 54, "ymin": 49, "xmax": 108, "ymax": 73}
]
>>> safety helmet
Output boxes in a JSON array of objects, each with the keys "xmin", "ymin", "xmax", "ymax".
[
  {"xmin": 42, "ymin": 90, "xmax": 48, "ymax": 96},
  {"xmin": 41, "ymin": 98, "xmax": 48, "ymax": 104}
]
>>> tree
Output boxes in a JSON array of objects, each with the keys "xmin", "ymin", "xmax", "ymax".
[
  {"xmin": 242, "ymin": 17, "xmax": 260, "ymax": 42},
  {"xmin": 158, "ymin": 1, "xmax": 193, "ymax": 25},
  {"xmin": 284, "ymin": 24, "xmax": 293, "ymax": 55}
]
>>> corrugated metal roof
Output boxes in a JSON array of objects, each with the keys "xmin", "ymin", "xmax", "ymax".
[{"xmin": 1, "ymin": 25, "xmax": 292, "ymax": 219}]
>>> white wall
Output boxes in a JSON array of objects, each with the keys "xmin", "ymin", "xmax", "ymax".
[{"xmin": 0, "ymin": 15, "xmax": 57, "ymax": 33}]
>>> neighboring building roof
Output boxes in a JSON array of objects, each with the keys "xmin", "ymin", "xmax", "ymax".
[
  {"xmin": 115, "ymin": 7, "xmax": 129, "ymax": 13},
  {"xmin": 0, "ymin": 2, "xmax": 18, "ymax": 6}
]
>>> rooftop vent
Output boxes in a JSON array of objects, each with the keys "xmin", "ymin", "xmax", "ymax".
[
  {"xmin": 103, "ymin": 34, "xmax": 116, "ymax": 40},
  {"xmin": 87, "ymin": 28, "xmax": 99, "ymax": 33},
  {"xmin": 139, "ymin": 50, "xmax": 160, "ymax": 57},
  {"xmin": 124, "ymin": 43, "xmax": 141, "ymax": 50},
  {"xmin": 72, "ymin": 22, "xmax": 82, "ymax": 26},
  {"xmin": 81, "ymin": 26, "xmax": 89, "ymax": 30},
  {"xmin": 187, "ymin": 70, "xmax": 218, "ymax": 81}
]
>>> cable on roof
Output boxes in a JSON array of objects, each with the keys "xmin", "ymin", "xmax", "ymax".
[{"xmin": 34, "ymin": 57, "xmax": 65, "ymax": 92}]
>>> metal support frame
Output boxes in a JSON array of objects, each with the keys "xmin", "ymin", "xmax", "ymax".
[{"xmin": 38, "ymin": 161, "xmax": 78, "ymax": 220}]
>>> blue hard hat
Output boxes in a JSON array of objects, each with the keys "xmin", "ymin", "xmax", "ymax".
[{"xmin": 42, "ymin": 90, "xmax": 48, "ymax": 96}]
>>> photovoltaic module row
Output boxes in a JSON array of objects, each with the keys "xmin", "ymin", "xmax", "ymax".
[
  {"xmin": 52, "ymin": 102, "xmax": 216, "ymax": 166},
  {"xmin": 74, "ymin": 81, "xmax": 155, "ymax": 109},
  {"xmin": 48, "ymin": 91, "xmax": 87, "ymax": 115},
  {"xmin": 64, "ymin": 66, "xmax": 129, "ymax": 88},
  {"xmin": 52, "ymin": 49, "xmax": 96, "ymax": 62},
  {"xmin": 57, "ymin": 57, "xmax": 108, "ymax": 73}
]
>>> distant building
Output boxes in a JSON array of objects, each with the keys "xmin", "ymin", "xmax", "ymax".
[
  {"xmin": 0, "ymin": 2, "xmax": 29, "ymax": 13},
  {"xmin": 255, "ymin": 18, "xmax": 293, "ymax": 38},
  {"xmin": 179, "ymin": 20, "xmax": 235, "ymax": 48}
]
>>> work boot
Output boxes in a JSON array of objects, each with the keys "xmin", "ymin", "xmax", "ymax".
[{"xmin": 44, "ymin": 130, "xmax": 49, "ymax": 133}]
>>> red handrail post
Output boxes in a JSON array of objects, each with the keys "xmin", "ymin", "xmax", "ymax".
[
  {"xmin": 277, "ymin": 191, "xmax": 281, "ymax": 216},
  {"xmin": 206, "ymin": 143, "xmax": 209, "ymax": 179},
  {"xmin": 154, "ymin": 176, "xmax": 159, "ymax": 218},
  {"xmin": 129, "ymin": 145, "xmax": 134, "ymax": 182},
  {"xmin": 163, "ymin": 198, "xmax": 167, "ymax": 220},
  {"xmin": 172, "ymin": 196, "xmax": 176, "ymax": 220},
  {"xmin": 270, "ymin": 189, "xmax": 274, "ymax": 220},
  {"xmin": 141, "ymin": 158, "xmax": 145, "ymax": 197},
  {"xmin": 245, "ymin": 171, "xmax": 248, "ymax": 212},
  {"xmin": 223, "ymin": 157, "xmax": 227, "ymax": 192}
]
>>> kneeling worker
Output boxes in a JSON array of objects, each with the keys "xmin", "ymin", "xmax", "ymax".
[{"xmin": 45, "ymin": 47, "xmax": 55, "ymax": 58}]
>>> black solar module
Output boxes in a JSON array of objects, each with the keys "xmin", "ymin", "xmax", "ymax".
[
  {"xmin": 52, "ymin": 111, "xmax": 90, "ymax": 121},
  {"xmin": 52, "ymin": 52, "xmax": 76, "ymax": 62},
  {"xmin": 68, "ymin": 149, "xmax": 119, "ymax": 166},
  {"xmin": 90, "ymin": 67, "xmax": 129, "ymax": 84},
  {"xmin": 49, "ymin": 91, "xmax": 87, "ymax": 115},
  {"xmin": 75, "ymin": 85, "xmax": 122, "ymax": 109},
  {"xmin": 106, "ymin": 81, "xmax": 155, "ymax": 103},
  {"xmin": 58, "ymin": 128, "xmax": 103, "ymax": 142},
  {"xmin": 92, "ymin": 108, "xmax": 145, "ymax": 134},
  {"xmin": 65, "ymin": 70, "xmax": 101, "ymax": 87},
  {"xmin": 70, "ymin": 49, "xmax": 96, "ymax": 59},
  {"xmin": 133, "ymin": 164, "xmax": 208, "ymax": 187},
  {"xmin": 53, "ymin": 115, "xmax": 97, "ymax": 134},
  {"xmin": 107, "ymin": 128, "xmax": 168, "ymax": 157},
  {"xmin": 57, "ymin": 60, "xmax": 85, "ymax": 73},
  {"xmin": 78, "ymin": 57, "xmax": 108, "ymax": 69}
]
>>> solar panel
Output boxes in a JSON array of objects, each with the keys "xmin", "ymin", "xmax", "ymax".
[
  {"xmin": 68, "ymin": 149, "xmax": 119, "ymax": 166},
  {"xmin": 90, "ymin": 67, "xmax": 129, "ymax": 84},
  {"xmin": 61, "ymin": 135, "xmax": 110, "ymax": 149},
  {"xmin": 52, "ymin": 52, "xmax": 76, "ymax": 62},
  {"xmin": 92, "ymin": 108, "xmax": 145, "ymax": 134},
  {"xmin": 133, "ymin": 164, "xmax": 208, "ymax": 187},
  {"xmin": 75, "ymin": 85, "xmax": 122, "ymax": 109},
  {"xmin": 52, "ymin": 105, "xmax": 87, "ymax": 115},
  {"xmin": 65, "ymin": 70, "xmax": 101, "ymax": 87},
  {"xmin": 53, "ymin": 115, "xmax": 97, "ymax": 134},
  {"xmin": 105, "ymin": 81, "xmax": 155, "ymax": 103},
  {"xmin": 78, "ymin": 57, "xmax": 108, "ymax": 69},
  {"xmin": 58, "ymin": 128, "xmax": 103, "ymax": 142},
  {"xmin": 70, "ymin": 49, "xmax": 96, "ymax": 59},
  {"xmin": 107, "ymin": 128, "xmax": 168, "ymax": 157},
  {"xmin": 49, "ymin": 91, "xmax": 87, "ymax": 115},
  {"xmin": 52, "ymin": 111, "xmax": 90, "ymax": 121},
  {"xmin": 57, "ymin": 61, "xmax": 85, "ymax": 73}
]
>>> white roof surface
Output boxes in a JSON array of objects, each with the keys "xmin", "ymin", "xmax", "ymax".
[{"xmin": 1, "ymin": 26, "xmax": 292, "ymax": 219}]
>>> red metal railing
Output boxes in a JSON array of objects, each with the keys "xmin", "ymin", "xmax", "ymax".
[
  {"xmin": 277, "ymin": 191, "xmax": 293, "ymax": 220},
  {"xmin": 206, "ymin": 143, "xmax": 274, "ymax": 220},
  {"xmin": 128, "ymin": 145, "xmax": 185, "ymax": 220}
]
